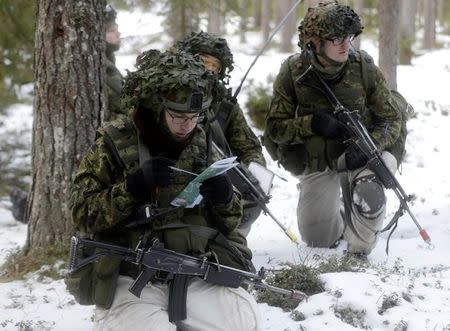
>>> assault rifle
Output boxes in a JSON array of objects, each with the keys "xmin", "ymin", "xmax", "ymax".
[
  {"xmin": 298, "ymin": 65, "xmax": 432, "ymax": 251},
  {"xmin": 68, "ymin": 235, "xmax": 306, "ymax": 322}
]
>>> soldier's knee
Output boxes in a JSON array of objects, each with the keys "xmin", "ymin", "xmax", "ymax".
[{"xmin": 351, "ymin": 174, "xmax": 385, "ymax": 219}]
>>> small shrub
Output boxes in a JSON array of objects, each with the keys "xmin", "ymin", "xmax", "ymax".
[
  {"xmin": 318, "ymin": 254, "xmax": 368, "ymax": 273},
  {"xmin": 256, "ymin": 264, "xmax": 324, "ymax": 311},
  {"xmin": 393, "ymin": 319, "xmax": 408, "ymax": 331},
  {"xmin": 289, "ymin": 310, "xmax": 306, "ymax": 322},
  {"xmin": 334, "ymin": 305, "xmax": 369, "ymax": 329},
  {"xmin": 244, "ymin": 77, "xmax": 273, "ymax": 130},
  {"xmin": 378, "ymin": 292, "xmax": 400, "ymax": 315}
]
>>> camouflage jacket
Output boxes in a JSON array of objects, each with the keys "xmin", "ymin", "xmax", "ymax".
[
  {"xmin": 265, "ymin": 50, "xmax": 401, "ymax": 172},
  {"xmin": 70, "ymin": 117, "xmax": 243, "ymax": 249},
  {"xmin": 207, "ymin": 83, "xmax": 266, "ymax": 166},
  {"xmin": 105, "ymin": 51, "xmax": 126, "ymax": 121}
]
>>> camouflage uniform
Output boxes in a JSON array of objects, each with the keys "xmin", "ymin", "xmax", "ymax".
[
  {"xmin": 104, "ymin": 4, "xmax": 126, "ymax": 121},
  {"xmin": 175, "ymin": 31, "xmax": 266, "ymax": 237},
  {"xmin": 265, "ymin": 1, "xmax": 401, "ymax": 254},
  {"xmin": 70, "ymin": 50, "xmax": 260, "ymax": 330}
]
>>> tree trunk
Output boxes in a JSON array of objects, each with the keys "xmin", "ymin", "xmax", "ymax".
[
  {"xmin": 26, "ymin": 0, "xmax": 105, "ymax": 251},
  {"xmin": 280, "ymin": 0, "xmax": 297, "ymax": 53},
  {"xmin": 208, "ymin": 0, "xmax": 221, "ymax": 35},
  {"xmin": 352, "ymin": 0, "xmax": 364, "ymax": 51},
  {"xmin": 252, "ymin": 0, "xmax": 261, "ymax": 29},
  {"xmin": 378, "ymin": 0, "xmax": 400, "ymax": 90},
  {"xmin": 239, "ymin": 0, "xmax": 248, "ymax": 43},
  {"xmin": 423, "ymin": 0, "xmax": 436, "ymax": 49},
  {"xmin": 399, "ymin": 0, "xmax": 417, "ymax": 64},
  {"xmin": 261, "ymin": 0, "xmax": 271, "ymax": 44}
]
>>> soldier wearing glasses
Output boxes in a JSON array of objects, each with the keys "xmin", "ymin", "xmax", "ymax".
[
  {"xmin": 264, "ymin": 1, "xmax": 400, "ymax": 256},
  {"xmin": 70, "ymin": 50, "xmax": 260, "ymax": 330}
]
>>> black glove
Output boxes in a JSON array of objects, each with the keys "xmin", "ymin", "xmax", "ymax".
[
  {"xmin": 199, "ymin": 174, "xmax": 233, "ymax": 204},
  {"xmin": 311, "ymin": 111, "xmax": 346, "ymax": 139},
  {"xmin": 126, "ymin": 157, "xmax": 175, "ymax": 199},
  {"xmin": 345, "ymin": 145, "xmax": 368, "ymax": 170}
]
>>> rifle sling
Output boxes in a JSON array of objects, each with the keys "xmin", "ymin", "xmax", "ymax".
[{"xmin": 168, "ymin": 274, "xmax": 190, "ymax": 323}]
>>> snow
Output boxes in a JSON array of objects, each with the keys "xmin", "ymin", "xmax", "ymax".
[{"xmin": 1, "ymin": 8, "xmax": 450, "ymax": 331}]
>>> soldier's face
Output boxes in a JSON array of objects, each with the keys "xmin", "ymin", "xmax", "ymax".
[
  {"xmin": 322, "ymin": 35, "xmax": 352, "ymax": 63},
  {"xmin": 106, "ymin": 23, "xmax": 121, "ymax": 47},
  {"xmin": 164, "ymin": 109, "xmax": 200, "ymax": 141},
  {"xmin": 198, "ymin": 54, "xmax": 222, "ymax": 75}
]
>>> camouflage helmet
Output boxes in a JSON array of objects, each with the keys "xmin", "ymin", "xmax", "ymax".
[
  {"xmin": 105, "ymin": 4, "xmax": 117, "ymax": 26},
  {"xmin": 121, "ymin": 49, "xmax": 213, "ymax": 116},
  {"xmin": 297, "ymin": 1, "xmax": 363, "ymax": 49},
  {"xmin": 174, "ymin": 31, "xmax": 234, "ymax": 80}
]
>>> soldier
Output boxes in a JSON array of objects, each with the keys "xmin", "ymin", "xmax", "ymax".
[
  {"xmin": 69, "ymin": 50, "xmax": 260, "ymax": 330},
  {"xmin": 104, "ymin": 4, "xmax": 126, "ymax": 121},
  {"xmin": 264, "ymin": 1, "xmax": 401, "ymax": 256},
  {"xmin": 175, "ymin": 31, "xmax": 266, "ymax": 237}
]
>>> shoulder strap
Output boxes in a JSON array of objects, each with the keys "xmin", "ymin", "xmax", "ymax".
[
  {"xmin": 281, "ymin": 54, "xmax": 299, "ymax": 105},
  {"xmin": 101, "ymin": 118, "xmax": 139, "ymax": 170},
  {"xmin": 359, "ymin": 50, "xmax": 376, "ymax": 95}
]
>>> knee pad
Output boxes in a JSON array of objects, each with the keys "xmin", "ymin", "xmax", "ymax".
[{"xmin": 351, "ymin": 174, "xmax": 385, "ymax": 219}]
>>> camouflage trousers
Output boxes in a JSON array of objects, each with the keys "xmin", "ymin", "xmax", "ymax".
[
  {"xmin": 296, "ymin": 152, "xmax": 397, "ymax": 255},
  {"xmin": 94, "ymin": 276, "xmax": 261, "ymax": 331}
]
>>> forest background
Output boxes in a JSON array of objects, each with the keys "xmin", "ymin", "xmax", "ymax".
[{"xmin": 0, "ymin": 0, "xmax": 450, "ymax": 300}]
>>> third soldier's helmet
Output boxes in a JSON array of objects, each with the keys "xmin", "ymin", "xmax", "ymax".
[
  {"xmin": 175, "ymin": 31, "xmax": 234, "ymax": 80},
  {"xmin": 105, "ymin": 4, "xmax": 117, "ymax": 26},
  {"xmin": 297, "ymin": 1, "xmax": 363, "ymax": 49}
]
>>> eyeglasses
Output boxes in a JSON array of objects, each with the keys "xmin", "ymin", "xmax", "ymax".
[
  {"xmin": 166, "ymin": 110, "xmax": 205, "ymax": 125},
  {"xmin": 329, "ymin": 34, "xmax": 355, "ymax": 46}
]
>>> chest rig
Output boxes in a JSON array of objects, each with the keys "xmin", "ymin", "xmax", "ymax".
[{"xmin": 287, "ymin": 52, "xmax": 373, "ymax": 171}]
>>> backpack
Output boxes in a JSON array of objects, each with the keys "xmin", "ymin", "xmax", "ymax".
[
  {"xmin": 261, "ymin": 55, "xmax": 309, "ymax": 176},
  {"xmin": 262, "ymin": 51, "xmax": 413, "ymax": 174},
  {"xmin": 359, "ymin": 50, "xmax": 414, "ymax": 166}
]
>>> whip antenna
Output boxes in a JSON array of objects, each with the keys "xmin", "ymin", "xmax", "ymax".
[{"xmin": 233, "ymin": 0, "xmax": 304, "ymax": 99}]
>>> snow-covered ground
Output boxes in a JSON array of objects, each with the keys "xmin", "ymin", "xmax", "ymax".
[{"xmin": 1, "ymin": 9, "xmax": 450, "ymax": 331}]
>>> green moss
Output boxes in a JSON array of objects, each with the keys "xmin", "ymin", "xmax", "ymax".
[{"xmin": 0, "ymin": 243, "xmax": 69, "ymax": 282}]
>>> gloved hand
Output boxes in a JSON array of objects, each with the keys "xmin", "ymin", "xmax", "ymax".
[
  {"xmin": 126, "ymin": 157, "xmax": 175, "ymax": 199},
  {"xmin": 345, "ymin": 145, "xmax": 368, "ymax": 170},
  {"xmin": 199, "ymin": 174, "xmax": 233, "ymax": 204},
  {"xmin": 311, "ymin": 111, "xmax": 346, "ymax": 139}
]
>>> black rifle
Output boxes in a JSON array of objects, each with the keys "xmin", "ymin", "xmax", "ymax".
[
  {"xmin": 68, "ymin": 235, "xmax": 306, "ymax": 322},
  {"xmin": 297, "ymin": 65, "xmax": 431, "ymax": 251}
]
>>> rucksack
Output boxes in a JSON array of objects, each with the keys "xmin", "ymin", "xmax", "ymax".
[
  {"xmin": 261, "ymin": 54, "xmax": 309, "ymax": 176},
  {"xmin": 359, "ymin": 50, "xmax": 414, "ymax": 166},
  {"xmin": 262, "ymin": 51, "xmax": 413, "ymax": 174}
]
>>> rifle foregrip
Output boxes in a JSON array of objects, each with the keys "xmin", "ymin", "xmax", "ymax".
[{"xmin": 128, "ymin": 268, "xmax": 156, "ymax": 297}]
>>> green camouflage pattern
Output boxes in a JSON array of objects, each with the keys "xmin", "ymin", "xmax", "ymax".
[
  {"xmin": 207, "ymin": 83, "xmax": 266, "ymax": 166},
  {"xmin": 105, "ymin": 50, "xmax": 126, "ymax": 121},
  {"xmin": 121, "ymin": 49, "xmax": 214, "ymax": 117},
  {"xmin": 265, "ymin": 50, "xmax": 401, "ymax": 173},
  {"xmin": 70, "ymin": 121, "xmax": 242, "ymax": 237},
  {"xmin": 69, "ymin": 49, "xmax": 255, "ymax": 307},
  {"xmin": 298, "ymin": 1, "xmax": 363, "ymax": 49},
  {"xmin": 174, "ymin": 31, "xmax": 234, "ymax": 81}
]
